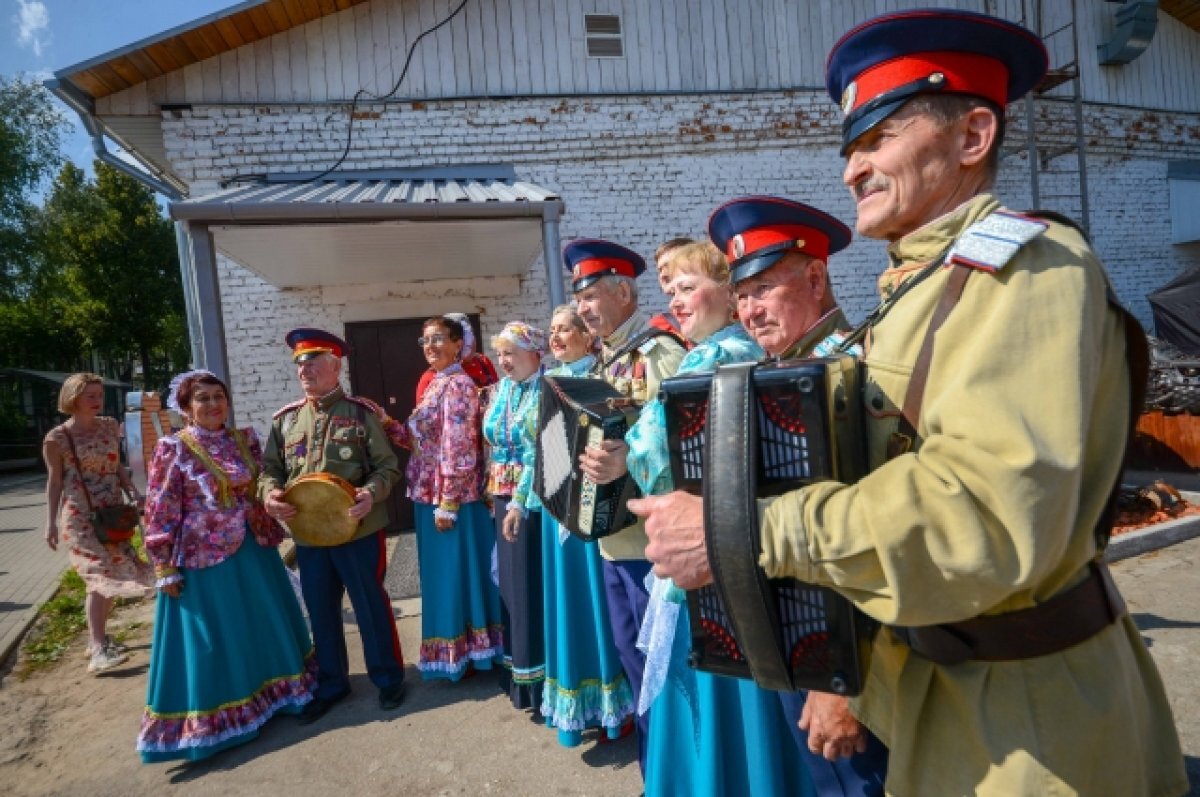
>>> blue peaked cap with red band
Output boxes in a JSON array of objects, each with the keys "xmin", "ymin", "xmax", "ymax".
[
  {"xmin": 708, "ymin": 196, "xmax": 852, "ymax": 284},
  {"xmin": 563, "ymin": 238, "xmax": 647, "ymax": 293},
  {"xmin": 826, "ymin": 8, "xmax": 1048, "ymax": 153},
  {"xmin": 285, "ymin": 327, "xmax": 350, "ymax": 362}
]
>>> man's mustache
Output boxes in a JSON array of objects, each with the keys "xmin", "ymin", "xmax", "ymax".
[{"xmin": 852, "ymin": 178, "xmax": 889, "ymax": 201}]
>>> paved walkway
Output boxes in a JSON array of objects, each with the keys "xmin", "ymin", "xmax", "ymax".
[{"xmin": 0, "ymin": 472, "xmax": 65, "ymax": 665}]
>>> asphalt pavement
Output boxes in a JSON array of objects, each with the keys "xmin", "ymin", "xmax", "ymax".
[
  {"xmin": 0, "ymin": 472, "xmax": 65, "ymax": 666},
  {"xmin": 0, "ymin": 471, "xmax": 1197, "ymax": 795}
]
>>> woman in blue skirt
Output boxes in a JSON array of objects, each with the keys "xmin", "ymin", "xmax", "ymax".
[
  {"xmin": 518, "ymin": 306, "xmax": 635, "ymax": 746},
  {"xmin": 623, "ymin": 243, "xmax": 813, "ymax": 796},
  {"xmin": 138, "ymin": 370, "xmax": 315, "ymax": 763},
  {"xmin": 394, "ymin": 315, "xmax": 504, "ymax": 679}
]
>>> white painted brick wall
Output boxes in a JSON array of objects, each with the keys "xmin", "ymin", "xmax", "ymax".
[{"xmin": 161, "ymin": 91, "xmax": 1200, "ymax": 429}]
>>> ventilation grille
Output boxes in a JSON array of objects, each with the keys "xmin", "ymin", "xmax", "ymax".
[{"xmin": 585, "ymin": 14, "xmax": 623, "ymax": 58}]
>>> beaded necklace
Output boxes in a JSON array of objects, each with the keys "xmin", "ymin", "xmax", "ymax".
[{"xmin": 499, "ymin": 372, "xmax": 540, "ymax": 461}]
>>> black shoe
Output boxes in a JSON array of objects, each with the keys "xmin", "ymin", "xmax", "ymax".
[
  {"xmin": 297, "ymin": 691, "xmax": 348, "ymax": 725},
  {"xmin": 378, "ymin": 682, "xmax": 407, "ymax": 711}
]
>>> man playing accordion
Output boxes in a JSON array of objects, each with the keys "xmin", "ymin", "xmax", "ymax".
[
  {"xmin": 565, "ymin": 239, "xmax": 686, "ymax": 776},
  {"xmin": 711, "ymin": 196, "xmax": 889, "ymax": 795},
  {"xmin": 634, "ymin": 9, "xmax": 1185, "ymax": 797}
]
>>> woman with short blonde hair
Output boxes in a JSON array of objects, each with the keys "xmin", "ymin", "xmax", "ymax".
[
  {"xmin": 57, "ymin": 372, "xmax": 103, "ymax": 414},
  {"xmin": 656, "ymin": 240, "xmax": 730, "ymax": 286},
  {"xmin": 43, "ymin": 373, "xmax": 153, "ymax": 675}
]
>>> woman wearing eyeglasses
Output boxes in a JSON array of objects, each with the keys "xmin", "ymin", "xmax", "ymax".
[{"xmin": 392, "ymin": 315, "xmax": 504, "ymax": 681}]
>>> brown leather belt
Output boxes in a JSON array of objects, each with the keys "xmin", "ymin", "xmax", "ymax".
[{"xmin": 891, "ymin": 562, "xmax": 1127, "ymax": 666}]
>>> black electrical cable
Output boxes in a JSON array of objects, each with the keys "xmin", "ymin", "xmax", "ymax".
[{"xmin": 221, "ymin": 0, "xmax": 471, "ymax": 188}]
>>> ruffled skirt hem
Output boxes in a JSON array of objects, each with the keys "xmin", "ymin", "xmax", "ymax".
[
  {"xmin": 138, "ymin": 654, "xmax": 316, "ymax": 762},
  {"xmin": 540, "ymin": 676, "xmax": 636, "ymax": 734}
]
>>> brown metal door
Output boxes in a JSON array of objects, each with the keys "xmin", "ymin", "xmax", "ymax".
[{"xmin": 345, "ymin": 315, "xmax": 483, "ymax": 532}]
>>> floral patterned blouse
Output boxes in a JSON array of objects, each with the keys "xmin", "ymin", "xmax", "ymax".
[
  {"xmin": 626, "ymin": 324, "xmax": 764, "ymax": 496},
  {"xmin": 482, "ymin": 370, "xmax": 543, "ymax": 498},
  {"xmin": 393, "ymin": 365, "xmax": 485, "ymax": 507},
  {"xmin": 143, "ymin": 425, "xmax": 284, "ymax": 571}
]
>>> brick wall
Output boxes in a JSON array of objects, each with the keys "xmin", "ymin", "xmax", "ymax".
[{"xmin": 162, "ymin": 90, "xmax": 1200, "ymax": 431}]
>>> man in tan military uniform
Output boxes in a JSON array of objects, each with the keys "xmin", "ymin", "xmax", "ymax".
[
  {"xmin": 564, "ymin": 238, "xmax": 686, "ymax": 776},
  {"xmin": 709, "ymin": 195, "xmax": 889, "ymax": 795},
  {"xmin": 637, "ymin": 10, "xmax": 1186, "ymax": 796},
  {"xmin": 260, "ymin": 327, "xmax": 406, "ymax": 724}
]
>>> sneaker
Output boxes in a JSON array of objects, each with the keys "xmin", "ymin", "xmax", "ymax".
[
  {"xmin": 84, "ymin": 636, "xmax": 127, "ymax": 659},
  {"xmin": 87, "ymin": 647, "xmax": 129, "ymax": 674}
]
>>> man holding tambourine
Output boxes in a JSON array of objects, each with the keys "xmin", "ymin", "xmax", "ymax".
[{"xmin": 259, "ymin": 327, "xmax": 407, "ymax": 725}]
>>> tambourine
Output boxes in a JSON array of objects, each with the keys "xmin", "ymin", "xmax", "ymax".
[{"xmin": 281, "ymin": 473, "xmax": 360, "ymax": 547}]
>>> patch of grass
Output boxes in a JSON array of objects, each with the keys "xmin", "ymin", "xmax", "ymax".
[{"xmin": 17, "ymin": 569, "xmax": 87, "ymax": 679}]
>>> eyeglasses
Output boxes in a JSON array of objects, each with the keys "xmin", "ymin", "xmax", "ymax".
[{"xmin": 417, "ymin": 335, "xmax": 448, "ymax": 347}]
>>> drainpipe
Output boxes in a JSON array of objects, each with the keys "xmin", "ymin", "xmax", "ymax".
[{"xmin": 43, "ymin": 79, "xmax": 184, "ymax": 201}]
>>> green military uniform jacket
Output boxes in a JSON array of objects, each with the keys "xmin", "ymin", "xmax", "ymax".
[
  {"xmin": 777, "ymin": 307, "xmax": 851, "ymax": 361},
  {"xmin": 759, "ymin": 195, "xmax": 1186, "ymax": 796},
  {"xmin": 258, "ymin": 384, "xmax": 402, "ymax": 544},
  {"xmin": 594, "ymin": 309, "xmax": 686, "ymax": 561}
]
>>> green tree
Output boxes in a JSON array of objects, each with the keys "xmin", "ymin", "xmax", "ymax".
[
  {"xmin": 0, "ymin": 76, "xmax": 67, "ymax": 298},
  {"xmin": 40, "ymin": 162, "xmax": 188, "ymax": 388},
  {"xmin": 0, "ymin": 76, "xmax": 83, "ymax": 375}
]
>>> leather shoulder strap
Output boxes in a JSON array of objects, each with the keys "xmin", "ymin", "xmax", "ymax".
[
  {"xmin": 703, "ymin": 362, "xmax": 794, "ymax": 692},
  {"xmin": 60, "ymin": 428, "xmax": 98, "ymax": 513},
  {"xmin": 893, "ymin": 264, "xmax": 974, "ymax": 451}
]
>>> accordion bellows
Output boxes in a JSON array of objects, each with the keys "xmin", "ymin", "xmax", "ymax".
[
  {"xmin": 534, "ymin": 375, "xmax": 639, "ymax": 541},
  {"xmin": 661, "ymin": 355, "xmax": 876, "ymax": 695}
]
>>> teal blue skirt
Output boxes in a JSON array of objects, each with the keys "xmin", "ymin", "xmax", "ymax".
[
  {"xmin": 540, "ymin": 513, "xmax": 634, "ymax": 746},
  {"xmin": 137, "ymin": 535, "xmax": 316, "ymax": 763},
  {"xmin": 414, "ymin": 501, "xmax": 504, "ymax": 680},
  {"xmin": 644, "ymin": 604, "xmax": 814, "ymax": 796}
]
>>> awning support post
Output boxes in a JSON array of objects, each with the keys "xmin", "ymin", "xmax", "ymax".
[
  {"xmin": 181, "ymin": 223, "xmax": 231, "ymax": 390},
  {"xmin": 542, "ymin": 203, "xmax": 566, "ymax": 309}
]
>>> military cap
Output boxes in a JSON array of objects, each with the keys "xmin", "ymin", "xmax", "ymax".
[
  {"xmin": 563, "ymin": 238, "xmax": 646, "ymax": 293},
  {"xmin": 285, "ymin": 327, "xmax": 349, "ymax": 363},
  {"xmin": 826, "ymin": 8, "xmax": 1048, "ymax": 153},
  {"xmin": 708, "ymin": 196, "xmax": 852, "ymax": 284}
]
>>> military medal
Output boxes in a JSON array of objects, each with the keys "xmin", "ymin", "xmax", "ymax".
[{"xmin": 339, "ymin": 445, "xmax": 353, "ymax": 460}]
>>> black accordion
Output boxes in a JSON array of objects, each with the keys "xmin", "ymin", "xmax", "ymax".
[
  {"xmin": 534, "ymin": 375, "xmax": 640, "ymax": 541},
  {"xmin": 661, "ymin": 356, "xmax": 876, "ymax": 695}
]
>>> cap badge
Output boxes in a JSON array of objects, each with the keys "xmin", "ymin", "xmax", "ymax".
[
  {"xmin": 731, "ymin": 234, "xmax": 746, "ymax": 259},
  {"xmin": 840, "ymin": 81, "xmax": 858, "ymax": 115},
  {"xmin": 794, "ymin": 238, "xmax": 806, "ymax": 251},
  {"xmin": 928, "ymin": 71, "xmax": 945, "ymax": 85}
]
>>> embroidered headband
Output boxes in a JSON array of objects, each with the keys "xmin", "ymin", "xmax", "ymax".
[
  {"xmin": 167, "ymin": 369, "xmax": 219, "ymax": 414},
  {"xmin": 495, "ymin": 321, "xmax": 548, "ymax": 355}
]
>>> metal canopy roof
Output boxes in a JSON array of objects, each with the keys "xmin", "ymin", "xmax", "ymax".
[
  {"xmin": 172, "ymin": 172, "xmax": 562, "ymax": 224},
  {"xmin": 170, "ymin": 168, "xmax": 565, "ymax": 290}
]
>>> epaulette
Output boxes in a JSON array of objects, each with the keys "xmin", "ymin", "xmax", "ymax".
[
  {"xmin": 946, "ymin": 210, "xmax": 1048, "ymax": 273},
  {"xmin": 346, "ymin": 394, "xmax": 387, "ymax": 420},
  {"xmin": 272, "ymin": 397, "xmax": 306, "ymax": 420}
]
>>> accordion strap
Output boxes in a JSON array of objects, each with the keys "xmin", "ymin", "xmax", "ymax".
[{"xmin": 704, "ymin": 363, "xmax": 794, "ymax": 692}]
